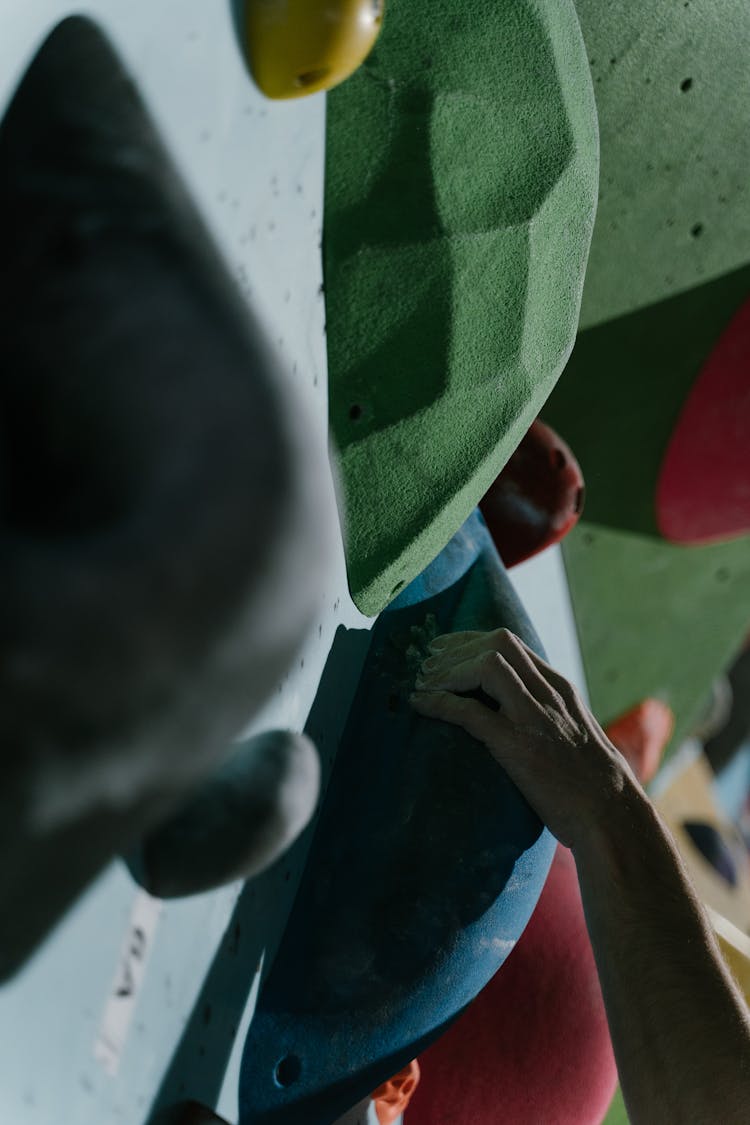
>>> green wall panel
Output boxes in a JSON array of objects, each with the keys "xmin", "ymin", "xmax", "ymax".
[
  {"xmin": 601, "ymin": 1085, "xmax": 630, "ymax": 1125},
  {"xmin": 562, "ymin": 522, "xmax": 750, "ymax": 755},
  {"xmin": 576, "ymin": 0, "xmax": 750, "ymax": 329}
]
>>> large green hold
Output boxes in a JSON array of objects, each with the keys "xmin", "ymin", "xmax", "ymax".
[{"xmin": 324, "ymin": 0, "xmax": 598, "ymax": 615}]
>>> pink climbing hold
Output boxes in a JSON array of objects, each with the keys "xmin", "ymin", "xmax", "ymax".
[{"xmin": 656, "ymin": 295, "xmax": 750, "ymax": 545}]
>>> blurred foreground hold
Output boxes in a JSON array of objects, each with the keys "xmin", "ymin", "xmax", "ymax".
[
  {"xmin": 244, "ymin": 0, "xmax": 384, "ymax": 99},
  {"xmin": 131, "ymin": 731, "xmax": 320, "ymax": 898},
  {"xmin": 0, "ymin": 15, "xmax": 333, "ymax": 980}
]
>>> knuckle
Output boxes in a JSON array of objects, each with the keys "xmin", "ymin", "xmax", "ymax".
[
  {"xmin": 546, "ymin": 688, "xmax": 565, "ymax": 711},
  {"xmin": 559, "ymin": 682, "xmax": 579, "ymax": 709},
  {"xmin": 456, "ymin": 697, "xmax": 475, "ymax": 718}
]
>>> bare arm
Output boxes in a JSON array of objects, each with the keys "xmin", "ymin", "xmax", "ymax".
[{"xmin": 411, "ymin": 628, "xmax": 750, "ymax": 1125}]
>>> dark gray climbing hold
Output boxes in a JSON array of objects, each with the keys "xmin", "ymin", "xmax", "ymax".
[
  {"xmin": 683, "ymin": 821, "xmax": 739, "ymax": 888},
  {"xmin": 0, "ymin": 16, "xmax": 332, "ymax": 979},
  {"xmin": 130, "ymin": 731, "xmax": 321, "ymax": 898}
]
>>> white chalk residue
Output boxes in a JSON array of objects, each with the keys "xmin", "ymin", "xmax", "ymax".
[{"xmin": 477, "ymin": 936, "xmax": 517, "ymax": 955}]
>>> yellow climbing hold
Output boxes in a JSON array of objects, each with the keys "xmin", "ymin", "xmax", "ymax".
[{"xmin": 245, "ymin": 0, "xmax": 384, "ymax": 99}]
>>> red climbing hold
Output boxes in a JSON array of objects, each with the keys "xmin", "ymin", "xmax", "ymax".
[
  {"xmin": 479, "ymin": 419, "xmax": 585, "ymax": 568},
  {"xmin": 656, "ymin": 295, "xmax": 750, "ymax": 545}
]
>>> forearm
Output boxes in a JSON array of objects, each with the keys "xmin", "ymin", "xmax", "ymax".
[
  {"xmin": 412, "ymin": 628, "xmax": 750, "ymax": 1120},
  {"xmin": 574, "ymin": 782, "xmax": 750, "ymax": 1125}
]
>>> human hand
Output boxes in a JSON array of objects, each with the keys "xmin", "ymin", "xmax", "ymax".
[{"xmin": 410, "ymin": 628, "xmax": 640, "ymax": 852}]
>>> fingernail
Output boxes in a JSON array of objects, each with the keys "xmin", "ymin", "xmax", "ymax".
[
  {"xmin": 428, "ymin": 637, "xmax": 447, "ymax": 652},
  {"xmin": 421, "ymin": 656, "xmax": 438, "ymax": 672}
]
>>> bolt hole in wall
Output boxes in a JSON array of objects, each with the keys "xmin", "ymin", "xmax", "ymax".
[
  {"xmin": 349, "ymin": 403, "xmax": 363, "ymax": 421},
  {"xmin": 295, "ymin": 68, "xmax": 329, "ymax": 89},
  {"xmin": 681, "ymin": 77, "xmax": 693, "ymax": 92},
  {"xmin": 274, "ymin": 1054, "xmax": 302, "ymax": 1088}
]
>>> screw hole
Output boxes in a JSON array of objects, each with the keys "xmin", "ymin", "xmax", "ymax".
[
  {"xmin": 274, "ymin": 1054, "xmax": 302, "ymax": 1088},
  {"xmin": 691, "ymin": 222, "xmax": 704, "ymax": 238},
  {"xmin": 295, "ymin": 68, "xmax": 329, "ymax": 89},
  {"xmin": 680, "ymin": 77, "xmax": 693, "ymax": 92},
  {"xmin": 349, "ymin": 404, "xmax": 363, "ymax": 421}
]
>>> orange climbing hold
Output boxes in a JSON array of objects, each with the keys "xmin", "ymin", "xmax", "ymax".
[
  {"xmin": 605, "ymin": 699, "xmax": 675, "ymax": 784},
  {"xmin": 372, "ymin": 1059, "xmax": 421, "ymax": 1124}
]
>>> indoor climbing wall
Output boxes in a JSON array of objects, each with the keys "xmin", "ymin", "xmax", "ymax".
[{"xmin": 1, "ymin": 1, "xmax": 747, "ymax": 1124}]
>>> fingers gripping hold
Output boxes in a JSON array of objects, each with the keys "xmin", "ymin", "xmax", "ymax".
[
  {"xmin": 476, "ymin": 650, "xmax": 530, "ymax": 720},
  {"xmin": 507, "ymin": 631, "xmax": 575, "ymax": 693},
  {"xmin": 429, "ymin": 628, "xmax": 554, "ymax": 699},
  {"xmin": 428, "ymin": 630, "xmax": 483, "ymax": 653},
  {"xmin": 418, "ymin": 647, "xmax": 533, "ymax": 717},
  {"xmin": 410, "ymin": 689, "xmax": 500, "ymax": 747},
  {"xmin": 491, "ymin": 630, "xmax": 563, "ymax": 709}
]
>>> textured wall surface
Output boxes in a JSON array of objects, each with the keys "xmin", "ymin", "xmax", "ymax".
[
  {"xmin": 324, "ymin": 0, "xmax": 599, "ymax": 615},
  {"xmin": 576, "ymin": 0, "xmax": 750, "ymax": 329}
]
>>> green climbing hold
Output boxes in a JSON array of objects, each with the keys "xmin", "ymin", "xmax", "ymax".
[{"xmin": 324, "ymin": 0, "xmax": 599, "ymax": 615}]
